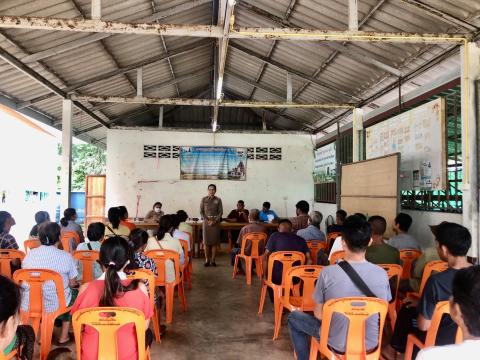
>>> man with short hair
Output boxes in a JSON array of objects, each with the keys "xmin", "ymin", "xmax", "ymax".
[
  {"xmin": 297, "ymin": 211, "xmax": 326, "ymax": 242},
  {"xmin": 290, "ymin": 200, "xmax": 310, "ymax": 232},
  {"xmin": 388, "ymin": 213, "xmax": 420, "ymax": 250},
  {"xmin": 230, "ymin": 209, "xmax": 268, "ymax": 273},
  {"xmin": 327, "ymin": 209, "xmax": 347, "ymax": 234},
  {"xmin": 365, "ymin": 215, "xmax": 400, "ymax": 265},
  {"xmin": 259, "ymin": 201, "xmax": 278, "ymax": 223},
  {"xmin": 385, "ymin": 222, "xmax": 472, "ymax": 359},
  {"xmin": 288, "ymin": 215, "xmax": 391, "ymax": 360},
  {"xmin": 227, "ymin": 200, "xmax": 249, "ymax": 223},
  {"xmin": 416, "ymin": 265, "xmax": 480, "ymax": 359}
]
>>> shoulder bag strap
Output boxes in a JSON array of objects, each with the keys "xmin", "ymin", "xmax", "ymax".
[
  {"xmin": 106, "ymin": 225, "xmax": 117, "ymax": 236},
  {"xmin": 87, "ymin": 243, "xmax": 92, "ymax": 250},
  {"xmin": 338, "ymin": 261, "xmax": 377, "ymax": 298}
]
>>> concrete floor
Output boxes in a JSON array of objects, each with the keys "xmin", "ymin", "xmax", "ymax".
[{"xmin": 149, "ymin": 252, "xmax": 293, "ymax": 359}]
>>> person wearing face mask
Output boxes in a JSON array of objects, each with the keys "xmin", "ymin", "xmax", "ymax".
[{"xmin": 144, "ymin": 202, "xmax": 164, "ymax": 223}]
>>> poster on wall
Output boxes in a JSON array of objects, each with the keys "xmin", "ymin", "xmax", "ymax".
[
  {"xmin": 366, "ymin": 97, "xmax": 446, "ymax": 191},
  {"xmin": 313, "ymin": 142, "xmax": 336, "ymax": 183},
  {"xmin": 180, "ymin": 146, "xmax": 247, "ymax": 180}
]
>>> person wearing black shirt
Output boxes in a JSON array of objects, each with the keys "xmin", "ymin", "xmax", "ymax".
[{"xmin": 383, "ymin": 221, "xmax": 472, "ymax": 359}]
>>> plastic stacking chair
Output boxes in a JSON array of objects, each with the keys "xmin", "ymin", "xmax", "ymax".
[
  {"xmin": 306, "ymin": 240, "xmax": 328, "ymax": 265},
  {"xmin": 399, "ymin": 249, "xmax": 422, "ymax": 279},
  {"xmin": 73, "ymin": 307, "xmax": 149, "ymax": 360},
  {"xmin": 407, "ymin": 260, "xmax": 448, "ymax": 299},
  {"xmin": 145, "ymin": 249, "xmax": 187, "ymax": 324},
  {"xmin": 13, "ymin": 269, "xmax": 72, "ymax": 360},
  {"xmin": 0, "ymin": 249, "xmax": 25, "ymax": 278},
  {"xmin": 405, "ymin": 301, "xmax": 463, "ymax": 360},
  {"xmin": 379, "ymin": 264, "xmax": 403, "ymax": 330},
  {"xmin": 232, "ymin": 232, "xmax": 268, "ymax": 285},
  {"xmin": 0, "ymin": 349, "xmax": 17, "ymax": 360},
  {"xmin": 329, "ymin": 250, "xmax": 346, "ymax": 265},
  {"xmin": 24, "ymin": 239, "xmax": 41, "ymax": 253},
  {"xmin": 60, "ymin": 231, "xmax": 80, "ymax": 253},
  {"xmin": 258, "ymin": 251, "xmax": 305, "ymax": 316},
  {"xmin": 179, "ymin": 239, "xmax": 192, "ymax": 290},
  {"xmin": 274, "ymin": 265, "xmax": 323, "ymax": 340},
  {"xmin": 327, "ymin": 232, "xmax": 341, "ymax": 253},
  {"xmin": 127, "ymin": 268, "xmax": 160, "ymax": 343},
  {"xmin": 73, "ymin": 250, "xmax": 100, "ymax": 284},
  {"xmin": 309, "ymin": 297, "xmax": 388, "ymax": 360}
]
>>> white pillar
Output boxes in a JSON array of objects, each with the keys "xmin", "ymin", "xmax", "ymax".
[
  {"xmin": 286, "ymin": 72, "xmax": 292, "ymax": 102},
  {"xmin": 61, "ymin": 99, "xmax": 73, "ymax": 211},
  {"xmin": 158, "ymin": 106, "xmax": 163, "ymax": 128},
  {"xmin": 137, "ymin": 67, "xmax": 143, "ymax": 97},
  {"xmin": 352, "ymin": 107, "xmax": 364, "ymax": 162},
  {"xmin": 348, "ymin": 0, "xmax": 358, "ymax": 31},
  {"xmin": 91, "ymin": 0, "xmax": 101, "ymax": 20},
  {"xmin": 460, "ymin": 42, "xmax": 480, "ymax": 259}
]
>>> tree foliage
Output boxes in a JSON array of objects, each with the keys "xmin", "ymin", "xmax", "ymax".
[{"xmin": 72, "ymin": 144, "xmax": 106, "ymax": 191}]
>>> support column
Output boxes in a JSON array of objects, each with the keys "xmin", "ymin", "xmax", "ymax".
[
  {"xmin": 335, "ymin": 121, "xmax": 341, "ymax": 208},
  {"xmin": 461, "ymin": 42, "xmax": 480, "ymax": 260},
  {"xmin": 348, "ymin": 0, "xmax": 358, "ymax": 31},
  {"xmin": 137, "ymin": 67, "xmax": 143, "ymax": 97},
  {"xmin": 286, "ymin": 72, "xmax": 292, "ymax": 102},
  {"xmin": 61, "ymin": 99, "xmax": 73, "ymax": 211},
  {"xmin": 91, "ymin": 0, "xmax": 101, "ymax": 20},
  {"xmin": 158, "ymin": 106, "xmax": 163, "ymax": 127},
  {"xmin": 352, "ymin": 107, "xmax": 364, "ymax": 162}
]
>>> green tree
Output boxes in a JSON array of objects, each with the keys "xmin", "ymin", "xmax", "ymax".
[{"xmin": 71, "ymin": 144, "xmax": 106, "ymax": 191}]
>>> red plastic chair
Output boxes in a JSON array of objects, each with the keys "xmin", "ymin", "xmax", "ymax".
[
  {"xmin": 232, "ymin": 232, "xmax": 268, "ymax": 285},
  {"xmin": 379, "ymin": 264, "xmax": 403, "ymax": 330},
  {"xmin": 399, "ymin": 249, "xmax": 422, "ymax": 279},
  {"xmin": 274, "ymin": 265, "xmax": 323, "ymax": 340},
  {"xmin": 258, "ymin": 251, "xmax": 305, "ymax": 318},
  {"xmin": 60, "ymin": 231, "xmax": 80, "ymax": 253},
  {"xmin": 309, "ymin": 297, "xmax": 388, "ymax": 360},
  {"xmin": 145, "ymin": 249, "xmax": 187, "ymax": 324},
  {"xmin": 0, "ymin": 249, "xmax": 25, "ymax": 279},
  {"xmin": 306, "ymin": 240, "xmax": 328, "ymax": 265},
  {"xmin": 73, "ymin": 250, "xmax": 100, "ymax": 284},
  {"xmin": 13, "ymin": 269, "xmax": 72, "ymax": 360},
  {"xmin": 24, "ymin": 239, "xmax": 41, "ymax": 253}
]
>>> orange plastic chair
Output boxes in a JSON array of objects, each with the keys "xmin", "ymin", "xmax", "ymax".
[
  {"xmin": 13, "ymin": 269, "xmax": 71, "ymax": 360},
  {"xmin": 73, "ymin": 250, "xmax": 100, "ymax": 284},
  {"xmin": 24, "ymin": 239, "xmax": 41, "ymax": 253},
  {"xmin": 327, "ymin": 232, "xmax": 341, "ymax": 253},
  {"xmin": 232, "ymin": 232, "xmax": 268, "ymax": 285},
  {"xmin": 145, "ymin": 249, "xmax": 187, "ymax": 324},
  {"xmin": 274, "ymin": 265, "xmax": 323, "ymax": 340},
  {"xmin": 379, "ymin": 264, "xmax": 403, "ymax": 330},
  {"xmin": 399, "ymin": 249, "xmax": 422, "ymax": 279},
  {"xmin": 306, "ymin": 240, "xmax": 328, "ymax": 265},
  {"xmin": 127, "ymin": 268, "xmax": 160, "ymax": 343},
  {"xmin": 179, "ymin": 239, "xmax": 192, "ymax": 290},
  {"xmin": 405, "ymin": 301, "xmax": 463, "ymax": 360},
  {"xmin": 407, "ymin": 260, "xmax": 449, "ymax": 299},
  {"xmin": 258, "ymin": 251, "xmax": 305, "ymax": 316},
  {"xmin": 60, "ymin": 231, "xmax": 80, "ymax": 253},
  {"xmin": 0, "ymin": 249, "xmax": 25, "ymax": 279},
  {"xmin": 72, "ymin": 307, "xmax": 148, "ymax": 360},
  {"xmin": 309, "ymin": 297, "xmax": 389, "ymax": 360},
  {"xmin": 0, "ymin": 349, "xmax": 17, "ymax": 360},
  {"xmin": 329, "ymin": 250, "xmax": 346, "ymax": 265}
]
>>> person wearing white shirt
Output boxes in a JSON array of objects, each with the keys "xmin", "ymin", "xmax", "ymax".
[{"xmin": 416, "ymin": 265, "xmax": 480, "ymax": 360}]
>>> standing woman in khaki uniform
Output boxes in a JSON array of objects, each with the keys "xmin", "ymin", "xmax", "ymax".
[{"xmin": 200, "ymin": 184, "xmax": 223, "ymax": 267}]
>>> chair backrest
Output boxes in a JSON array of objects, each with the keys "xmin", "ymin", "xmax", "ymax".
[
  {"xmin": 329, "ymin": 250, "xmax": 346, "ymax": 265},
  {"xmin": 306, "ymin": 240, "xmax": 327, "ymax": 265},
  {"xmin": 126, "ymin": 269, "xmax": 155, "ymax": 308},
  {"xmin": 72, "ymin": 307, "xmax": 146, "ymax": 360},
  {"xmin": 418, "ymin": 261, "xmax": 449, "ymax": 296},
  {"xmin": 327, "ymin": 232, "xmax": 341, "ymax": 252},
  {"xmin": 60, "ymin": 231, "xmax": 80, "ymax": 253},
  {"xmin": 240, "ymin": 232, "xmax": 268, "ymax": 257},
  {"xmin": 24, "ymin": 239, "xmax": 41, "ymax": 253},
  {"xmin": 319, "ymin": 297, "xmax": 388, "ymax": 360},
  {"xmin": 0, "ymin": 349, "xmax": 17, "ymax": 360},
  {"xmin": 283, "ymin": 265, "xmax": 323, "ymax": 310},
  {"xmin": 423, "ymin": 301, "xmax": 462, "ymax": 346},
  {"xmin": 13, "ymin": 269, "xmax": 68, "ymax": 318},
  {"xmin": 0, "ymin": 249, "xmax": 25, "ymax": 278},
  {"xmin": 179, "ymin": 239, "xmax": 189, "ymax": 264},
  {"xmin": 145, "ymin": 249, "xmax": 180, "ymax": 285},
  {"xmin": 399, "ymin": 249, "xmax": 422, "ymax": 279},
  {"xmin": 379, "ymin": 264, "xmax": 403, "ymax": 302},
  {"xmin": 266, "ymin": 251, "xmax": 305, "ymax": 285},
  {"xmin": 73, "ymin": 250, "xmax": 100, "ymax": 284}
]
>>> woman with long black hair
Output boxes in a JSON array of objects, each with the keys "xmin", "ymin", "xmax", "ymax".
[
  {"xmin": 71, "ymin": 236, "xmax": 153, "ymax": 360},
  {"xmin": 60, "ymin": 208, "xmax": 84, "ymax": 243},
  {"xmin": 104, "ymin": 207, "xmax": 130, "ymax": 237}
]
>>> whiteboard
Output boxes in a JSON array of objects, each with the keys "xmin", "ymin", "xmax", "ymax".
[{"xmin": 365, "ymin": 98, "xmax": 446, "ymax": 191}]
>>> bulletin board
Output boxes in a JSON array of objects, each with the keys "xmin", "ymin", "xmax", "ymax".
[
  {"xmin": 365, "ymin": 98, "xmax": 446, "ymax": 191},
  {"xmin": 341, "ymin": 153, "xmax": 400, "ymax": 238}
]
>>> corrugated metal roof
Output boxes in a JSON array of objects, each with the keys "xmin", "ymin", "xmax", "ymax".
[{"xmin": 0, "ymin": 0, "xmax": 478, "ymax": 146}]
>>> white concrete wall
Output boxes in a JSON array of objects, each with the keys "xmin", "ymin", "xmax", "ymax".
[{"xmin": 106, "ymin": 129, "xmax": 314, "ymax": 219}]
